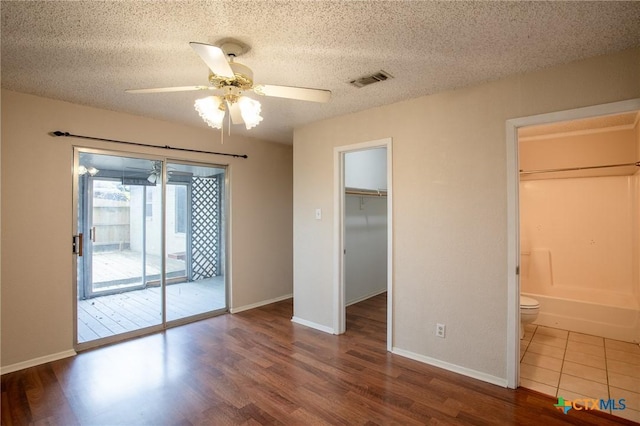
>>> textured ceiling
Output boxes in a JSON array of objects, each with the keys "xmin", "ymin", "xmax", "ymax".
[{"xmin": 2, "ymin": 1, "xmax": 640, "ymax": 145}]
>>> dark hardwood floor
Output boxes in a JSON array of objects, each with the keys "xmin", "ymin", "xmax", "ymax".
[{"xmin": 2, "ymin": 293, "xmax": 637, "ymax": 425}]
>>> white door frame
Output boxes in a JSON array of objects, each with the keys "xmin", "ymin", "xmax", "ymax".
[
  {"xmin": 334, "ymin": 138, "xmax": 393, "ymax": 351},
  {"xmin": 505, "ymin": 98, "xmax": 640, "ymax": 388}
]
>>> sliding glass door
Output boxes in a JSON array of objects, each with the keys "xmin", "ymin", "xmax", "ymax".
[
  {"xmin": 74, "ymin": 149, "xmax": 227, "ymax": 348},
  {"xmin": 164, "ymin": 162, "xmax": 227, "ymax": 321}
]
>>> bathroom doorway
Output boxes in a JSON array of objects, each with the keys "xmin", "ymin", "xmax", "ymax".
[
  {"xmin": 518, "ymin": 113, "xmax": 639, "ymax": 342},
  {"xmin": 506, "ymin": 99, "xmax": 640, "ymax": 419}
]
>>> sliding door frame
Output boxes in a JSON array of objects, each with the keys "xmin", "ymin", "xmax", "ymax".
[{"xmin": 72, "ymin": 147, "xmax": 230, "ymax": 351}]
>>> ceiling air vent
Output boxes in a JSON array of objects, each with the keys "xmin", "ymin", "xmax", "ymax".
[{"xmin": 349, "ymin": 70, "xmax": 393, "ymax": 88}]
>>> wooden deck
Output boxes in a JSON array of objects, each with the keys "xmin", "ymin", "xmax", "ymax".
[
  {"xmin": 78, "ymin": 277, "xmax": 225, "ymax": 343},
  {"xmin": 91, "ymin": 250, "xmax": 186, "ymax": 288},
  {"xmin": 79, "ymin": 249, "xmax": 226, "ymax": 344}
]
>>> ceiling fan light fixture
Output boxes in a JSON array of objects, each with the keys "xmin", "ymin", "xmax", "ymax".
[
  {"xmin": 194, "ymin": 96, "xmax": 226, "ymax": 129},
  {"xmin": 238, "ymin": 96, "xmax": 263, "ymax": 130},
  {"xmin": 129, "ymin": 41, "xmax": 329, "ymax": 136}
]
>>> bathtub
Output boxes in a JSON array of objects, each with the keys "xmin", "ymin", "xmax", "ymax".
[
  {"xmin": 522, "ymin": 292, "xmax": 640, "ymax": 343},
  {"xmin": 520, "ymin": 248, "xmax": 640, "ymax": 343}
]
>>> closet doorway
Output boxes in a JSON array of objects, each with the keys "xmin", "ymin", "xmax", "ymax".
[
  {"xmin": 334, "ymin": 138, "xmax": 393, "ymax": 351},
  {"xmin": 73, "ymin": 149, "xmax": 227, "ymax": 350}
]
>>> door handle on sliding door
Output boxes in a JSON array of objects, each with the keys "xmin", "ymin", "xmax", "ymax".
[
  {"xmin": 73, "ymin": 233, "xmax": 84, "ymax": 256},
  {"xmin": 90, "ymin": 226, "xmax": 96, "ymax": 242}
]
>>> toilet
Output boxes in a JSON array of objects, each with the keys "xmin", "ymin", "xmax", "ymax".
[{"xmin": 520, "ymin": 295, "xmax": 540, "ymax": 339}]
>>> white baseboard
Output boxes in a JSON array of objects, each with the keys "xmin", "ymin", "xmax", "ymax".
[
  {"xmin": 346, "ymin": 288, "xmax": 387, "ymax": 307},
  {"xmin": 291, "ymin": 316, "xmax": 335, "ymax": 334},
  {"xmin": 230, "ymin": 293, "xmax": 293, "ymax": 314},
  {"xmin": 392, "ymin": 347, "xmax": 508, "ymax": 388},
  {"xmin": 1, "ymin": 349, "xmax": 77, "ymax": 375}
]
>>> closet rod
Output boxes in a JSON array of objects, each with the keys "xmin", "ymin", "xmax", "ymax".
[
  {"xmin": 345, "ymin": 187, "xmax": 387, "ymax": 197},
  {"xmin": 520, "ymin": 161, "xmax": 640, "ymax": 175},
  {"xmin": 50, "ymin": 131, "xmax": 248, "ymax": 159}
]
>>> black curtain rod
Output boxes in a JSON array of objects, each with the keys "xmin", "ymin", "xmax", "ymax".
[{"xmin": 50, "ymin": 131, "xmax": 248, "ymax": 159}]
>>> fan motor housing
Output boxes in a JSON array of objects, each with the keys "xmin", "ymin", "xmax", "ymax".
[{"xmin": 209, "ymin": 62, "xmax": 253, "ymax": 90}]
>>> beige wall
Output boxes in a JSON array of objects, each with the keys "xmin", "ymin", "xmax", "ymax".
[
  {"xmin": 293, "ymin": 48, "xmax": 640, "ymax": 381},
  {"xmin": 1, "ymin": 90, "xmax": 293, "ymax": 367}
]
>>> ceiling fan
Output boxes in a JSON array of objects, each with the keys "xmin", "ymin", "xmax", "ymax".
[
  {"xmin": 126, "ymin": 39, "xmax": 331, "ymax": 130},
  {"xmin": 124, "ymin": 161, "xmax": 165, "ymax": 183},
  {"xmin": 126, "ymin": 162, "xmax": 184, "ymax": 183},
  {"xmin": 146, "ymin": 161, "xmax": 163, "ymax": 184}
]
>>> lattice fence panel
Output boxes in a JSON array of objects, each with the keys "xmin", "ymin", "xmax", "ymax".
[{"xmin": 190, "ymin": 176, "xmax": 221, "ymax": 280}]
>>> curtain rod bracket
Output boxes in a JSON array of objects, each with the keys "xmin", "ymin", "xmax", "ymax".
[{"xmin": 50, "ymin": 130, "xmax": 248, "ymax": 159}]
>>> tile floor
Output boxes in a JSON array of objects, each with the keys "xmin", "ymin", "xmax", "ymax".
[{"xmin": 520, "ymin": 324, "xmax": 640, "ymax": 423}]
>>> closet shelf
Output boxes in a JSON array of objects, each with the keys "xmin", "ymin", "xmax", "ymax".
[{"xmin": 345, "ymin": 187, "xmax": 387, "ymax": 197}]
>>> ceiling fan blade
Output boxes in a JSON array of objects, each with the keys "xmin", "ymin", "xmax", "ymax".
[
  {"xmin": 228, "ymin": 102, "xmax": 244, "ymax": 125},
  {"xmin": 125, "ymin": 85, "xmax": 214, "ymax": 94},
  {"xmin": 253, "ymin": 84, "xmax": 331, "ymax": 103},
  {"xmin": 189, "ymin": 42, "xmax": 235, "ymax": 79}
]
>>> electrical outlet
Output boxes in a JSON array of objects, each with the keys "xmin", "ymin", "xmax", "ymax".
[{"xmin": 436, "ymin": 323, "xmax": 446, "ymax": 338}]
